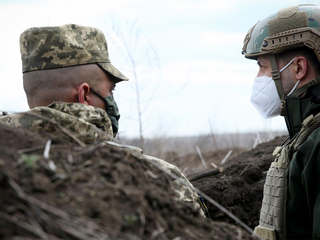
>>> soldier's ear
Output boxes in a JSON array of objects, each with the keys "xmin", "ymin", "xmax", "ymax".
[
  {"xmin": 295, "ymin": 56, "xmax": 307, "ymax": 81},
  {"xmin": 77, "ymin": 83, "xmax": 90, "ymax": 105}
]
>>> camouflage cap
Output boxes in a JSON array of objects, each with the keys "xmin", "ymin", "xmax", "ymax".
[{"xmin": 20, "ymin": 24, "xmax": 128, "ymax": 83}]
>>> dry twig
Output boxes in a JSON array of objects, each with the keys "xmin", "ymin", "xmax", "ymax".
[
  {"xmin": 43, "ymin": 139, "xmax": 52, "ymax": 159},
  {"xmin": 196, "ymin": 146, "xmax": 207, "ymax": 168},
  {"xmin": 137, "ymin": 207, "xmax": 146, "ymax": 238},
  {"xmin": 240, "ymin": 164, "xmax": 251, "ymax": 176},
  {"xmin": 220, "ymin": 150, "xmax": 233, "ymax": 165},
  {"xmin": 188, "ymin": 169, "xmax": 220, "ymax": 181}
]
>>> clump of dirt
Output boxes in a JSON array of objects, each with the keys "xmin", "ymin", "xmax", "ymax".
[
  {"xmin": 0, "ymin": 123, "xmax": 256, "ymax": 240},
  {"xmin": 190, "ymin": 136, "xmax": 287, "ymax": 229}
]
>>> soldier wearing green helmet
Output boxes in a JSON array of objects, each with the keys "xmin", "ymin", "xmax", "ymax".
[{"xmin": 242, "ymin": 4, "xmax": 320, "ymax": 240}]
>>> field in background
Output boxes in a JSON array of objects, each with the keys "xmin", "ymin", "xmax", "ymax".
[{"xmin": 118, "ymin": 131, "xmax": 288, "ymax": 160}]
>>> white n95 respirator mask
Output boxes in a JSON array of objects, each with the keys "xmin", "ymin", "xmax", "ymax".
[
  {"xmin": 250, "ymin": 57, "xmax": 298, "ymax": 119},
  {"xmin": 250, "ymin": 76, "xmax": 281, "ymax": 119}
]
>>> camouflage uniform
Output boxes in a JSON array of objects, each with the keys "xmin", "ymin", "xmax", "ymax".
[
  {"xmin": 0, "ymin": 102, "xmax": 206, "ymax": 215},
  {"xmin": 1, "ymin": 24, "xmax": 208, "ymax": 216},
  {"xmin": 0, "ymin": 102, "xmax": 114, "ymax": 144}
]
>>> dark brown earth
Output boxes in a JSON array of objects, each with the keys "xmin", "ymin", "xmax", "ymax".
[
  {"xmin": 0, "ymin": 123, "xmax": 260, "ymax": 240},
  {"xmin": 187, "ymin": 136, "xmax": 287, "ymax": 229}
]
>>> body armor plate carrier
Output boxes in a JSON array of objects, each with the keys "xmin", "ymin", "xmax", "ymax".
[{"xmin": 253, "ymin": 112, "xmax": 320, "ymax": 240}]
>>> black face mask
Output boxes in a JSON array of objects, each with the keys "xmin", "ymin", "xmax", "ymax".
[{"xmin": 90, "ymin": 88, "xmax": 120, "ymax": 136}]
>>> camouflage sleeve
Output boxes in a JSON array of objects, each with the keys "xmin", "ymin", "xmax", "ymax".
[
  {"xmin": 142, "ymin": 154, "xmax": 209, "ymax": 217},
  {"xmin": 104, "ymin": 141, "xmax": 208, "ymax": 216}
]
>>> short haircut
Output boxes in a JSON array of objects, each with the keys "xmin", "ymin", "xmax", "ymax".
[
  {"xmin": 23, "ymin": 63, "xmax": 112, "ymax": 107},
  {"xmin": 276, "ymin": 47, "xmax": 320, "ymax": 75}
]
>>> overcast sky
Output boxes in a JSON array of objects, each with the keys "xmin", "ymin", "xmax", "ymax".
[{"xmin": 0, "ymin": 0, "xmax": 316, "ymax": 138}]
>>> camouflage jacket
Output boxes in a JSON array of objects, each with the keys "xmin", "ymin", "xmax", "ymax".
[
  {"xmin": 0, "ymin": 102, "xmax": 114, "ymax": 144},
  {"xmin": 0, "ymin": 102, "xmax": 207, "ymax": 216}
]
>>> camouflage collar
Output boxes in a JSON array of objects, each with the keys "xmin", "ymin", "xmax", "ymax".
[
  {"xmin": 47, "ymin": 101, "xmax": 113, "ymax": 137},
  {"xmin": 0, "ymin": 102, "xmax": 114, "ymax": 144}
]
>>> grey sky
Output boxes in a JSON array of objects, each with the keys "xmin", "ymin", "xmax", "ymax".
[{"xmin": 0, "ymin": 0, "xmax": 315, "ymax": 138}]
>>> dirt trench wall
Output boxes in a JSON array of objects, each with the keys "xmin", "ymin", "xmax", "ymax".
[
  {"xmin": 191, "ymin": 136, "xmax": 287, "ymax": 228},
  {"xmin": 0, "ymin": 123, "xmax": 257, "ymax": 240}
]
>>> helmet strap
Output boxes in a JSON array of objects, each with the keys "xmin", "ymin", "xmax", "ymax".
[{"xmin": 268, "ymin": 54, "xmax": 287, "ymax": 116}]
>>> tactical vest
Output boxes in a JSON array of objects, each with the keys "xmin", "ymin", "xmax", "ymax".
[{"xmin": 253, "ymin": 112, "xmax": 320, "ymax": 240}]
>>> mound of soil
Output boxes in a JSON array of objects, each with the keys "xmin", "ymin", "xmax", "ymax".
[
  {"xmin": 190, "ymin": 136, "xmax": 288, "ymax": 229},
  {"xmin": 0, "ymin": 123, "xmax": 257, "ymax": 240}
]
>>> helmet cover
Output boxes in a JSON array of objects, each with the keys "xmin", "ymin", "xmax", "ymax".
[{"xmin": 242, "ymin": 4, "xmax": 320, "ymax": 62}]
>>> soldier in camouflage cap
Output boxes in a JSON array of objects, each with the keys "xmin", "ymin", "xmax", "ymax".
[
  {"xmin": 0, "ymin": 24, "xmax": 209, "ymax": 217},
  {"xmin": 20, "ymin": 23, "xmax": 128, "ymax": 82},
  {"xmin": 242, "ymin": 4, "xmax": 320, "ymax": 239},
  {"xmin": 20, "ymin": 24, "xmax": 128, "ymax": 83},
  {"xmin": 20, "ymin": 24, "xmax": 128, "ymax": 137}
]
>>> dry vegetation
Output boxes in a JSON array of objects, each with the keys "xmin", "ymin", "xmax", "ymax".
[{"xmin": 119, "ymin": 131, "xmax": 286, "ymax": 174}]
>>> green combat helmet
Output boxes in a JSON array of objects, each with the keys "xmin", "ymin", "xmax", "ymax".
[
  {"xmin": 242, "ymin": 4, "xmax": 320, "ymax": 61},
  {"xmin": 242, "ymin": 4, "xmax": 320, "ymax": 116}
]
